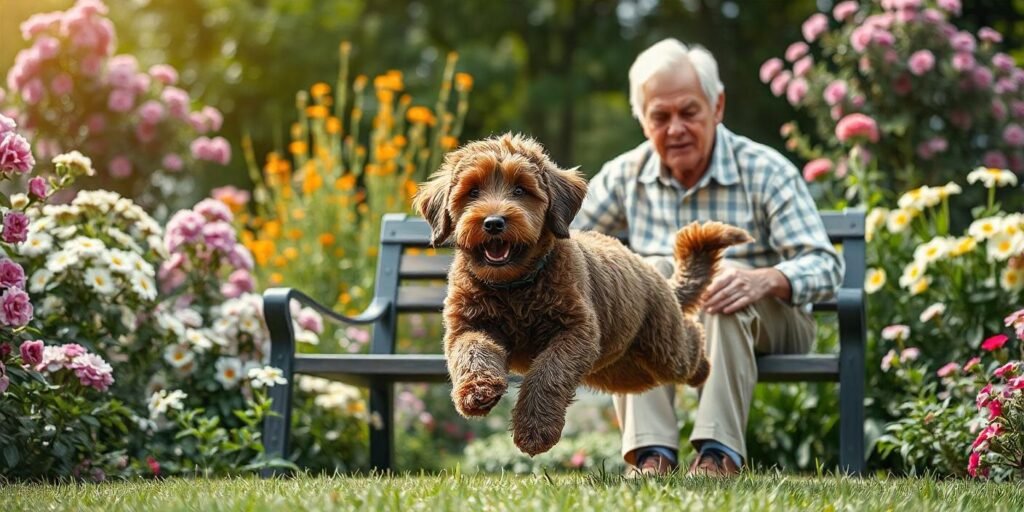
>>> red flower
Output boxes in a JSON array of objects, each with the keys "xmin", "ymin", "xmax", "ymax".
[
  {"xmin": 146, "ymin": 456, "xmax": 160, "ymax": 476},
  {"xmin": 981, "ymin": 334, "xmax": 1009, "ymax": 351}
]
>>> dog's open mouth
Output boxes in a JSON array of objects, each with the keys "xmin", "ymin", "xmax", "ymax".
[{"xmin": 482, "ymin": 239, "xmax": 514, "ymax": 266}]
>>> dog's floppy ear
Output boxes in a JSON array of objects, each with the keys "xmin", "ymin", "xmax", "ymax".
[
  {"xmin": 413, "ymin": 169, "xmax": 454, "ymax": 246},
  {"xmin": 544, "ymin": 165, "xmax": 588, "ymax": 238}
]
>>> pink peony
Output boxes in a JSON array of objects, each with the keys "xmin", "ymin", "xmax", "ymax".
[
  {"xmin": 149, "ymin": 64, "xmax": 179, "ymax": 85},
  {"xmin": 802, "ymin": 13, "xmax": 828, "ymax": 43},
  {"xmin": 907, "ymin": 50, "xmax": 935, "ymax": 75},
  {"xmin": 28, "ymin": 176, "xmax": 49, "ymax": 200},
  {"xmin": 1, "ymin": 211, "xmax": 29, "ymax": 244},
  {"xmin": 833, "ymin": 1, "xmax": 858, "ymax": 22},
  {"xmin": 759, "ymin": 58, "xmax": 784, "ymax": 84},
  {"xmin": 138, "ymin": 100, "xmax": 166, "ymax": 125},
  {"xmin": 785, "ymin": 42, "xmax": 809, "ymax": 63},
  {"xmin": 770, "ymin": 71, "xmax": 792, "ymax": 97},
  {"xmin": 786, "ymin": 78, "xmax": 808, "ymax": 105},
  {"xmin": 162, "ymin": 153, "xmax": 183, "ymax": 172},
  {"xmin": 936, "ymin": 362, "xmax": 959, "ymax": 378},
  {"xmin": 835, "ymin": 113, "xmax": 879, "ymax": 143},
  {"xmin": 165, "ymin": 210, "xmax": 206, "ymax": 251},
  {"xmin": 191, "ymin": 136, "xmax": 232, "ymax": 165},
  {"xmin": 109, "ymin": 156, "xmax": 133, "ymax": 178},
  {"xmin": 0, "ymin": 259, "xmax": 26, "ymax": 289},
  {"xmin": 0, "ymin": 287, "xmax": 33, "ymax": 327},
  {"xmin": 19, "ymin": 340, "xmax": 44, "ymax": 367},
  {"xmin": 1003, "ymin": 124, "xmax": 1024, "ymax": 147},
  {"xmin": 69, "ymin": 353, "xmax": 114, "ymax": 392},
  {"xmin": 202, "ymin": 221, "xmax": 237, "ymax": 254},
  {"xmin": 979, "ymin": 27, "xmax": 1003, "ymax": 44},
  {"xmin": 107, "ymin": 89, "xmax": 136, "ymax": 113},
  {"xmin": 802, "ymin": 158, "xmax": 832, "ymax": 182},
  {"xmin": 872, "ymin": 30, "xmax": 895, "ymax": 47},
  {"xmin": 823, "ymin": 80, "xmax": 847, "ymax": 105},
  {"xmin": 981, "ymin": 334, "xmax": 1009, "ymax": 351},
  {"xmin": 849, "ymin": 26, "xmax": 872, "ymax": 53},
  {"xmin": 899, "ymin": 347, "xmax": 920, "ymax": 362},
  {"xmin": 0, "ymin": 132, "xmax": 35, "ymax": 174}
]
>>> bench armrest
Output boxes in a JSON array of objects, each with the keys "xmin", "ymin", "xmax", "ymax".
[{"xmin": 835, "ymin": 287, "xmax": 865, "ymax": 350}]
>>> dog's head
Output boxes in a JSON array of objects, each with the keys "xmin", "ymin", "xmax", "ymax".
[{"xmin": 413, "ymin": 133, "xmax": 588, "ymax": 283}]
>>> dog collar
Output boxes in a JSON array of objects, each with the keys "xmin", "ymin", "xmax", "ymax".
[{"xmin": 480, "ymin": 249, "xmax": 554, "ymax": 290}]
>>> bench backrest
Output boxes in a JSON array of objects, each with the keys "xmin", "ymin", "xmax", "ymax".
[{"xmin": 369, "ymin": 211, "xmax": 865, "ymax": 354}]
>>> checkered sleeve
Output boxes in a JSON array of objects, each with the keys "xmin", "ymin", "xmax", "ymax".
[
  {"xmin": 763, "ymin": 165, "xmax": 845, "ymax": 306},
  {"xmin": 571, "ymin": 159, "xmax": 628, "ymax": 236}
]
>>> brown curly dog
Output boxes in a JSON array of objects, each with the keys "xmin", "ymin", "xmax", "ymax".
[{"xmin": 414, "ymin": 133, "xmax": 752, "ymax": 456}]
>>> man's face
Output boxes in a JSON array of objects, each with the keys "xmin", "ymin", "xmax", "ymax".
[{"xmin": 641, "ymin": 65, "xmax": 724, "ymax": 184}]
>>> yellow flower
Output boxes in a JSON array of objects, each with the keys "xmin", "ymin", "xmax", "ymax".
[
  {"xmin": 292, "ymin": 208, "xmax": 306, "ymax": 220},
  {"xmin": 406, "ymin": 106, "xmax": 436, "ymax": 126},
  {"xmin": 367, "ymin": 246, "xmax": 378, "ymax": 258},
  {"xmin": 399, "ymin": 94, "xmax": 412, "ymax": 106},
  {"xmin": 270, "ymin": 272, "xmax": 284, "ymax": 284},
  {"xmin": 357, "ymin": 203, "xmax": 369, "ymax": 215},
  {"xmin": 302, "ymin": 170, "xmax": 323, "ymax": 195},
  {"xmin": 376, "ymin": 143, "xmax": 399, "ymax": 161},
  {"xmin": 864, "ymin": 268, "xmax": 886, "ymax": 294},
  {"xmin": 441, "ymin": 136, "xmax": 459, "ymax": 150},
  {"xmin": 289, "ymin": 141, "xmax": 308, "ymax": 155},
  {"xmin": 910, "ymin": 277, "xmax": 931, "ymax": 296},
  {"xmin": 283, "ymin": 247, "xmax": 299, "ymax": 260},
  {"xmin": 311, "ymin": 82, "xmax": 331, "ymax": 98},
  {"xmin": 353, "ymin": 75, "xmax": 368, "ymax": 90},
  {"xmin": 327, "ymin": 116, "xmax": 342, "ymax": 134},
  {"xmin": 455, "ymin": 72, "xmax": 474, "ymax": 91},
  {"xmin": 340, "ymin": 292, "xmax": 352, "ymax": 305},
  {"xmin": 306, "ymin": 105, "xmax": 329, "ymax": 119},
  {"xmin": 336, "ymin": 174, "xmax": 357, "ymax": 191},
  {"xmin": 319, "ymin": 233, "xmax": 336, "ymax": 247},
  {"xmin": 393, "ymin": 135, "xmax": 407, "ymax": 147},
  {"xmin": 262, "ymin": 220, "xmax": 281, "ymax": 239},
  {"xmin": 272, "ymin": 255, "xmax": 288, "ymax": 268},
  {"xmin": 949, "ymin": 236, "xmax": 977, "ymax": 257},
  {"xmin": 247, "ymin": 240, "xmax": 276, "ymax": 267},
  {"xmin": 1001, "ymin": 268, "xmax": 1024, "ymax": 292},
  {"xmin": 376, "ymin": 89, "xmax": 395, "ymax": 105}
]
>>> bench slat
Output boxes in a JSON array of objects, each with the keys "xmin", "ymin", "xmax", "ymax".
[
  {"xmin": 396, "ymin": 285, "xmax": 447, "ymax": 312},
  {"xmin": 294, "ymin": 353, "xmax": 839, "ymax": 384},
  {"xmin": 399, "ymin": 254, "xmax": 453, "ymax": 279}
]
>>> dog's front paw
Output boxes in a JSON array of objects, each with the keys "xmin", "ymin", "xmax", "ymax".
[
  {"xmin": 512, "ymin": 418, "xmax": 563, "ymax": 456},
  {"xmin": 453, "ymin": 377, "xmax": 507, "ymax": 417}
]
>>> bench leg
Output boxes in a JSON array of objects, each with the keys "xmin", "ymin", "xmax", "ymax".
[
  {"xmin": 261, "ymin": 288, "xmax": 297, "ymax": 478},
  {"xmin": 839, "ymin": 346, "xmax": 865, "ymax": 476},
  {"xmin": 262, "ymin": 370, "xmax": 295, "ymax": 478},
  {"xmin": 369, "ymin": 380, "xmax": 394, "ymax": 472}
]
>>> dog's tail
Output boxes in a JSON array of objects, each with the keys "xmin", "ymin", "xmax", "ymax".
[{"xmin": 671, "ymin": 221, "xmax": 754, "ymax": 316}]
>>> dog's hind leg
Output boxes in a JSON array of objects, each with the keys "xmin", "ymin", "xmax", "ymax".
[{"xmin": 445, "ymin": 331, "xmax": 510, "ymax": 417}]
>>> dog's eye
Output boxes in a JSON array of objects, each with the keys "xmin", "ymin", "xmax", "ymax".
[
  {"xmin": 512, "ymin": 186, "xmax": 525, "ymax": 197},
  {"xmin": 468, "ymin": 187, "xmax": 480, "ymax": 199}
]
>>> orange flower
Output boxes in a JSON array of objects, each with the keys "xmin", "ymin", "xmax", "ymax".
[
  {"xmin": 270, "ymin": 272, "xmax": 284, "ymax": 284},
  {"xmin": 353, "ymin": 74, "xmax": 368, "ymax": 90},
  {"xmin": 455, "ymin": 73, "xmax": 473, "ymax": 91},
  {"xmin": 376, "ymin": 89, "xmax": 394, "ymax": 105},
  {"xmin": 306, "ymin": 105, "xmax": 328, "ymax": 119},
  {"xmin": 287, "ymin": 228, "xmax": 303, "ymax": 241},
  {"xmin": 319, "ymin": 233, "xmax": 336, "ymax": 247},
  {"xmin": 289, "ymin": 141, "xmax": 308, "ymax": 155},
  {"xmin": 393, "ymin": 135, "xmax": 407, "ymax": 147},
  {"xmin": 404, "ymin": 179, "xmax": 418, "ymax": 198},
  {"xmin": 262, "ymin": 220, "xmax": 281, "ymax": 239},
  {"xmin": 376, "ymin": 143, "xmax": 399, "ymax": 161},
  {"xmin": 283, "ymin": 247, "xmax": 299, "ymax": 260},
  {"xmin": 336, "ymin": 174, "xmax": 357, "ymax": 191},
  {"xmin": 441, "ymin": 136, "xmax": 458, "ymax": 150},
  {"xmin": 311, "ymin": 82, "xmax": 331, "ymax": 98},
  {"xmin": 291, "ymin": 208, "xmax": 306, "ymax": 220},
  {"xmin": 247, "ymin": 239, "xmax": 276, "ymax": 266},
  {"xmin": 272, "ymin": 255, "xmax": 288, "ymax": 268},
  {"xmin": 302, "ymin": 170, "xmax": 323, "ymax": 194},
  {"xmin": 406, "ymin": 106, "xmax": 436, "ymax": 126},
  {"xmin": 327, "ymin": 116, "xmax": 342, "ymax": 134},
  {"xmin": 399, "ymin": 94, "xmax": 412, "ymax": 106}
]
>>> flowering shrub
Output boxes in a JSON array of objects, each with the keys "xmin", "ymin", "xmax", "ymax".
[
  {"xmin": 2, "ymin": 0, "xmax": 230, "ymax": 211},
  {"xmin": 763, "ymin": 0, "xmax": 1024, "ymax": 205},
  {"xmin": 239, "ymin": 43, "xmax": 472, "ymax": 314}
]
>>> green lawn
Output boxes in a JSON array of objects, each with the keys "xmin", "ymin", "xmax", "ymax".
[{"xmin": 1, "ymin": 472, "xmax": 1021, "ymax": 511}]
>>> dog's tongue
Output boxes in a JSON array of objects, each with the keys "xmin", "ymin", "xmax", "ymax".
[{"xmin": 484, "ymin": 240, "xmax": 511, "ymax": 263}]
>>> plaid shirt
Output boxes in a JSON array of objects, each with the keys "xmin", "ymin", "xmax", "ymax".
[{"xmin": 571, "ymin": 125, "xmax": 843, "ymax": 306}]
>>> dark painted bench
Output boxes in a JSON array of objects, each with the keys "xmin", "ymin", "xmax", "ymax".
[{"xmin": 262, "ymin": 211, "xmax": 866, "ymax": 476}]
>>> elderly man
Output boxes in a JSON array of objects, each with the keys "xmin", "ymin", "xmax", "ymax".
[{"xmin": 571, "ymin": 38, "xmax": 843, "ymax": 476}]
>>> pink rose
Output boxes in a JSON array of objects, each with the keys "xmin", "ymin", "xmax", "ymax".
[
  {"xmin": 135, "ymin": 122, "xmax": 156, "ymax": 144},
  {"xmin": 1, "ymin": 211, "xmax": 29, "ymax": 244},
  {"xmin": 908, "ymin": 50, "xmax": 935, "ymax": 75},
  {"xmin": 802, "ymin": 158, "xmax": 832, "ymax": 182},
  {"xmin": 982, "ymin": 334, "xmax": 1009, "ymax": 351},
  {"xmin": 227, "ymin": 244, "xmax": 254, "ymax": 271},
  {"xmin": 835, "ymin": 113, "xmax": 879, "ymax": 143},
  {"xmin": 832, "ymin": 1, "xmax": 858, "ymax": 22},
  {"xmin": 194, "ymin": 198, "xmax": 233, "ymax": 223},
  {"xmin": 80, "ymin": 55, "xmax": 102, "ymax": 76},
  {"xmin": 19, "ymin": 12, "xmax": 61, "ymax": 40},
  {"xmin": 850, "ymin": 25, "xmax": 874, "ymax": 53},
  {"xmin": 202, "ymin": 221, "xmax": 237, "ymax": 254},
  {"xmin": 149, "ymin": 64, "xmax": 179, "ymax": 85},
  {"xmin": 979, "ymin": 27, "xmax": 1003, "ymax": 44},
  {"xmin": 106, "ymin": 55, "xmax": 139, "ymax": 89},
  {"xmin": 802, "ymin": 13, "xmax": 829, "ymax": 43},
  {"xmin": 107, "ymin": 89, "xmax": 136, "ymax": 113},
  {"xmin": 759, "ymin": 58, "xmax": 784, "ymax": 84},
  {"xmin": 0, "ymin": 288, "xmax": 33, "ymax": 327},
  {"xmin": 138, "ymin": 100, "xmax": 165, "ymax": 125},
  {"xmin": 50, "ymin": 73, "xmax": 74, "ymax": 96},
  {"xmin": 28, "ymin": 176, "xmax": 49, "ymax": 200},
  {"xmin": 189, "ymin": 112, "xmax": 209, "ymax": 134},
  {"xmin": 964, "ymin": 357, "xmax": 982, "ymax": 371},
  {"xmin": 22, "ymin": 79, "xmax": 45, "ymax": 105},
  {"xmin": 202, "ymin": 106, "xmax": 224, "ymax": 132},
  {"xmin": 133, "ymin": 73, "xmax": 152, "ymax": 94},
  {"xmin": 69, "ymin": 353, "xmax": 114, "ymax": 392},
  {"xmin": 785, "ymin": 42, "xmax": 809, "ymax": 63},
  {"xmin": 109, "ymin": 156, "xmax": 133, "ymax": 178},
  {"xmin": 770, "ymin": 71, "xmax": 792, "ymax": 97},
  {"xmin": 211, "ymin": 186, "xmax": 251, "ymax": 210},
  {"xmin": 19, "ymin": 340, "xmax": 44, "ymax": 367},
  {"xmin": 162, "ymin": 154, "xmax": 183, "ymax": 172},
  {"xmin": 823, "ymin": 80, "xmax": 847, "ymax": 105},
  {"xmin": 899, "ymin": 347, "xmax": 920, "ymax": 363},
  {"xmin": 297, "ymin": 307, "xmax": 323, "ymax": 334},
  {"xmin": 34, "ymin": 36, "xmax": 61, "ymax": 60},
  {"xmin": 992, "ymin": 99, "xmax": 1008, "ymax": 121},
  {"xmin": 1003, "ymin": 124, "xmax": 1024, "ymax": 147},
  {"xmin": 937, "ymin": 0, "xmax": 961, "ymax": 15},
  {"xmin": 0, "ymin": 132, "xmax": 35, "ymax": 174},
  {"xmin": 786, "ymin": 78, "xmax": 808, "ymax": 105},
  {"xmin": 936, "ymin": 362, "xmax": 959, "ymax": 378},
  {"xmin": 0, "ymin": 259, "xmax": 26, "ymax": 289},
  {"xmin": 793, "ymin": 56, "xmax": 813, "ymax": 77},
  {"xmin": 972, "ymin": 67, "xmax": 993, "ymax": 89},
  {"xmin": 160, "ymin": 87, "xmax": 190, "ymax": 119},
  {"xmin": 993, "ymin": 362, "xmax": 1018, "ymax": 379},
  {"xmin": 86, "ymin": 114, "xmax": 106, "ymax": 134},
  {"xmin": 951, "ymin": 32, "xmax": 976, "ymax": 53},
  {"xmin": 992, "ymin": 53, "xmax": 1015, "ymax": 72},
  {"xmin": 968, "ymin": 451, "xmax": 985, "ymax": 478}
]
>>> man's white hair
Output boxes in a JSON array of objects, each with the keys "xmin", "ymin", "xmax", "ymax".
[{"xmin": 628, "ymin": 38, "xmax": 724, "ymax": 121}]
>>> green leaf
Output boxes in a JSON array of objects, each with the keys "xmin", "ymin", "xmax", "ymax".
[{"xmin": 3, "ymin": 444, "xmax": 19, "ymax": 467}]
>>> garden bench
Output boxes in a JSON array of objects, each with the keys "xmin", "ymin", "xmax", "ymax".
[{"xmin": 262, "ymin": 211, "xmax": 866, "ymax": 476}]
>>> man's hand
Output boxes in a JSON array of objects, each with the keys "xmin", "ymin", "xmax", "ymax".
[{"xmin": 702, "ymin": 267, "xmax": 791, "ymax": 315}]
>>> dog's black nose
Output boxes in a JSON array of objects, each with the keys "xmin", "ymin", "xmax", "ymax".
[{"xmin": 483, "ymin": 216, "xmax": 506, "ymax": 235}]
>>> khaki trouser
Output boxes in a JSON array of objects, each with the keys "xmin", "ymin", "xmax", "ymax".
[{"xmin": 614, "ymin": 259, "xmax": 815, "ymax": 464}]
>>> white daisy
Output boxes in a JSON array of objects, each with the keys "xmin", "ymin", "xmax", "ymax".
[
  {"xmin": 155, "ymin": 311, "xmax": 186, "ymax": 337},
  {"xmin": 248, "ymin": 366, "xmax": 288, "ymax": 388},
  {"xmin": 10, "ymin": 193, "xmax": 28, "ymax": 209},
  {"xmin": 46, "ymin": 250, "xmax": 80, "ymax": 273},
  {"xmin": 919, "ymin": 303, "xmax": 946, "ymax": 323},
  {"xmin": 899, "ymin": 260, "xmax": 928, "ymax": 288},
  {"xmin": 967, "ymin": 166, "xmax": 1018, "ymax": 188},
  {"xmin": 898, "ymin": 186, "xmax": 941, "ymax": 210},
  {"xmin": 913, "ymin": 237, "xmax": 950, "ymax": 264},
  {"xmin": 937, "ymin": 181, "xmax": 962, "ymax": 199},
  {"xmin": 52, "ymin": 226, "xmax": 78, "ymax": 239},
  {"xmin": 129, "ymin": 253, "xmax": 156, "ymax": 277},
  {"xmin": 865, "ymin": 207, "xmax": 888, "ymax": 242},
  {"xmin": 864, "ymin": 268, "xmax": 886, "ymax": 294},
  {"xmin": 987, "ymin": 234, "xmax": 1023, "ymax": 261},
  {"xmin": 185, "ymin": 328, "xmax": 213, "ymax": 352},
  {"xmin": 948, "ymin": 236, "xmax": 977, "ymax": 257},
  {"xmin": 29, "ymin": 268, "xmax": 54, "ymax": 294},
  {"xmin": 103, "ymin": 249, "xmax": 135, "ymax": 274},
  {"xmin": 969, "ymin": 217, "xmax": 1001, "ymax": 241},
  {"xmin": 176, "ymin": 308, "xmax": 203, "ymax": 328},
  {"xmin": 214, "ymin": 357, "xmax": 243, "ymax": 389},
  {"xmin": 163, "ymin": 344, "xmax": 194, "ymax": 368},
  {"xmin": 83, "ymin": 266, "xmax": 116, "ymax": 296},
  {"xmin": 131, "ymin": 273, "xmax": 158, "ymax": 301},
  {"xmin": 238, "ymin": 315, "xmax": 263, "ymax": 336},
  {"xmin": 887, "ymin": 208, "xmax": 915, "ymax": 233},
  {"xmin": 19, "ymin": 232, "xmax": 54, "ymax": 257},
  {"xmin": 147, "ymin": 389, "xmax": 187, "ymax": 419},
  {"xmin": 295, "ymin": 329, "xmax": 320, "ymax": 345},
  {"xmin": 53, "ymin": 150, "xmax": 96, "ymax": 177},
  {"xmin": 1001, "ymin": 268, "xmax": 1024, "ymax": 292},
  {"xmin": 68, "ymin": 236, "xmax": 106, "ymax": 258}
]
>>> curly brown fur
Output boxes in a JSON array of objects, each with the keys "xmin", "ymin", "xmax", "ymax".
[{"xmin": 414, "ymin": 133, "xmax": 751, "ymax": 456}]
